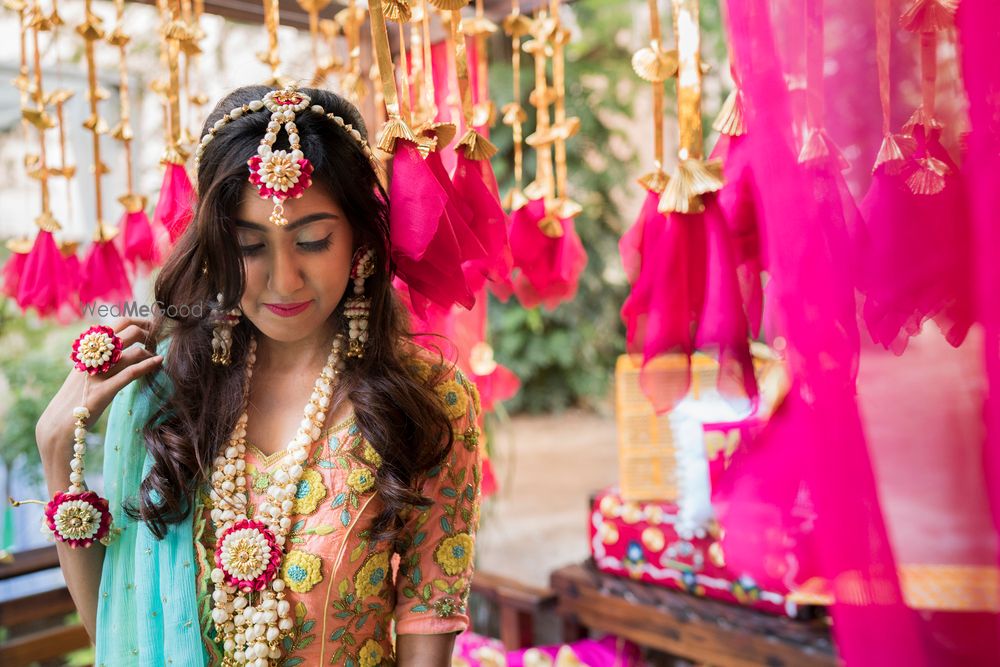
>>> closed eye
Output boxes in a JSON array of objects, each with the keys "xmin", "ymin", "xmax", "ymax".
[{"xmin": 299, "ymin": 235, "xmax": 332, "ymax": 252}]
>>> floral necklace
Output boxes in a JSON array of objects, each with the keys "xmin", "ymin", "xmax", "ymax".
[{"xmin": 208, "ymin": 333, "xmax": 344, "ymax": 666}]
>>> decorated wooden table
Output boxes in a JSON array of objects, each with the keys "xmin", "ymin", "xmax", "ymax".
[{"xmin": 550, "ymin": 561, "xmax": 837, "ymax": 667}]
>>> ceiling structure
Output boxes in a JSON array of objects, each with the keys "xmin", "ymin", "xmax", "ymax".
[{"xmin": 127, "ymin": 0, "xmax": 557, "ymax": 32}]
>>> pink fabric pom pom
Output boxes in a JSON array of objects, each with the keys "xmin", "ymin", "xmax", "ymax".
[
  {"xmin": 509, "ymin": 199, "xmax": 587, "ymax": 310},
  {"xmin": 80, "ymin": 240, "xmax": 133, "ymax": 306},
  {"xmin": 16, "ymin": 230, "xmax": 78, "ymax": 320},
  {"xmin": 452, "ymin": 153, "xmax": 512, "ymax": 285},
  {"xmin": 391, "ymin": 141, "xmax": 475, "ymax": 312},
  {"xmin": 120, "ymin": 208, "xmax": 160, "ymax": 275},
  {"xmin": 154, "ymin": 163, "xmax": 195, "ymax": 243},
  {"xmin": 1, "ymin": 249, "xmax": 27, "ymax": 299}
]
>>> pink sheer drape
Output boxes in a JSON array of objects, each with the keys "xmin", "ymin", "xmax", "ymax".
[{"xmin": 709, "ymin": 0, "xmax": 1000, "ymax": 664}]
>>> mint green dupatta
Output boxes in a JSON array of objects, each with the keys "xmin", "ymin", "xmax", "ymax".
[{"xmin": 95, "ymin": 344, "xmax": 210, "ymax": 666}]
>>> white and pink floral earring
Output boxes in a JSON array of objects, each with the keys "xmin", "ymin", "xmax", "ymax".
[{"xmin": 344, "ymin": 247, "xmax": 376, "ymax": 359}]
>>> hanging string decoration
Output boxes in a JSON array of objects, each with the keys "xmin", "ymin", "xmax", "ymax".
[
  {"xmin": 857, "ymin": 0, "xmax": 972, "ymax": 352},
  {"xmin": 108, "ymin": 0, "xmax": 159, "ymax": 274},
  {"xmin": 78, "ymin": 0, "xmax": 133, "ymax": 305},
  {"xmin": 621, "ymin": 0, "xmax": 755, "ymax": 412}
]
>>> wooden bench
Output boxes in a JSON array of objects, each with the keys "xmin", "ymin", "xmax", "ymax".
[
  {"xmin": 551, "ymin": 561, "xmax": 837, "ymax": 667},
  {"xmin": 0, "ymin": 545, "xmax": 92, "ymax": 667}
]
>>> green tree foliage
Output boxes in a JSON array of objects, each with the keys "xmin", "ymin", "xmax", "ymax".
[{"xmin": 487, "ymin": 0, "xmax": 640, "ymax": 413}]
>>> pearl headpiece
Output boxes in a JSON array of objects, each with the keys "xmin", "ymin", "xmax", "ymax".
[{"xmin": 193, "ymin": 84, "xmax": 378, "ymax": 226}]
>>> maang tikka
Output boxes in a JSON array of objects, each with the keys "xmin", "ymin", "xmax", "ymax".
[
  {"xmin": 193, "ymin": 84, "xmax": 377, "ymax": 227},
  {"xmin": 345, "ymin": 247, "xmax": 375, "ymax": 358}
]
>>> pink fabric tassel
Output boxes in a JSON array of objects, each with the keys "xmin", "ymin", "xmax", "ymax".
[
  {"xmin": 120, "ymin": 208, "xmax": 160, "ymax": 275},
  {"xmin": 80, "ymin": 239, "xmax": 133, "ymax": 306},
  {"xmin": 391, "ymin": 141, "xmax": 475, "ymax": 313},
  {"xmin": 16, "ymin": 230, "xmax": 77, "ymax": 320},
  {"xmin": 697, "ymin": 198, "xmax": 757, "ymax": 401},
  {"xmin": 452, "ymin": 153, "xmax": 513, "ymax": 285},
  {"xmin": 509, "ymin": 199, "xmax": 587, "ymax": 310},
  {"xmin": 860, "ymin": 124, "xmax": 973, "ymax": 353},
  {"xmin": 1, "ymin": 250, "xmax": 27, "ymax": 299},
  {"xmin": 712, "ymin": 134, "xmax": 765, "ymax": 336},
  {"xmin": 620, "ymin": 206, "xmax": 707, "ymax": 412},
  {"xmin": 425, "ymin": 150, "xmax": 489, "ymax": 292},
  {"xmin": 153, "ymin": 163, "xmax": 195, "ymax": 243}
]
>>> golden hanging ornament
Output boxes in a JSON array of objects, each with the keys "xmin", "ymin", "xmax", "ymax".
[
  {"xmin": 337, "ymin": 0, "xmax": 368, "ymax": 105},
  {"xmin": 658, "ymin": 0, "xmax": 722, "ymax": 214},
  {"xmin": 78, "ymin": 0, "xmax": 112, "ymax": 241},
  {"xmin": 501, "ymin": 0, "xmax": 528, "ymax": 210},
  {"xmin": 547, "ymin": 1, "xmax": 581, "ymax": 221}
]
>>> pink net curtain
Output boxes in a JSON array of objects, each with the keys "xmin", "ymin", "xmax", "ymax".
[{"xmin": 710, "ymin": 0, "xmax": 1000, "ymax": 664}]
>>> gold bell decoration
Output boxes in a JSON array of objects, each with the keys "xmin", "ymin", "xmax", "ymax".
[
  {"xmin": 336, "ymin": 0, "xmax": 369, "ymax": 106},
  {"xmin": 546, "ymin": 0, "xmax": 581, "ymax": 221},
  {"xmin": 658, "ymin": 0, "xmax": 723, "ymax": 215},
  {"xmin": 462, "ymin": 0, "xmax": 499, "ymax": 129},
  {"xmin": 311, "ymin": 17, "xmax": 344, "ymax": 87},
  {"xmin": 633, "ymin": 0, "xmax": 674, "ymax": 195},
  {"xmin": 501, "ymin": 0, "xmax": 532, "ymax": 211},
  {"xmin": 296, "ymin": 0, "xmax": 333, "ymax": 77},
  {"xmin": 899, "ymin": 0, "xmax": 956, "ymax": 195},
  {"xmin": 795, "ymin": 0, "xmax": 849, "ymax": 171}
]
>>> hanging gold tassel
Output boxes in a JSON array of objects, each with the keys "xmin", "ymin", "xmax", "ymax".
[
  {"xmin": 659, "ymin": 0, "xmax": 721, "ymax": 214},
  {"xmin": 711, "ymin": 88, "xmax": 746, "ymax": 137}
]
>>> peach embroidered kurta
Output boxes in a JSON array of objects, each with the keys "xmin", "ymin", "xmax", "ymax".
[{"xmin": 193, "ymin": 362, "xmax": 482, "ymax": 666}]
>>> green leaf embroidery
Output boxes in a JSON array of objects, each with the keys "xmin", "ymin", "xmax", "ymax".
[
  {"xmin": 340, "ymin": 508, "xmax": 351, "ymax": 526},
  {"xmin": 440, "ymin": 516, "xmax": 452, "ymax": 534}
]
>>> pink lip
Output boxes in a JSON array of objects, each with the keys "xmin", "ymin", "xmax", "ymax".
[{"xmin": 264, "ymin": 301, "xmax": 311, "ymax": 317}]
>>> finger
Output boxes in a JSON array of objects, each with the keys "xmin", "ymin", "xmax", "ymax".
[
  {"xmin": 103, "ymin": 344, "xmax": 155, "ymax": 379},
  {"xmin": 111, "ymin": 316, "xmax": 153, "ymax": 334},
  {"xmin": 116, "ymin": 324, "xmax": 154, "ymax": 350},
  {"xmin": 103, "ymin": 354, "xmax": 165, "ymax": 396}
]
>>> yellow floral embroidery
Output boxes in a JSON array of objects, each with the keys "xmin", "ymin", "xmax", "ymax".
[
  {"xmin": 347, "ymin": 467, "xmax": 376, "ymax": 494},
  {"xmin": 358, "ymin": 638, "xmax": 384, "ymax": 667},
  {"xmin": 434, "ymin": 533, "xmax": 474, "ymax": 576},
  {"xmin": 466, "ymin": 378, "xmax": 482, "ymax": 416},
  {"xmin": 406, "ymin": 357, "xmax": 433, "ymax": 383},
  {"xmin": 354, "ymin": 550, "xmax": 390, "ymax": 600},
  {"xmin": 435, "ymin": 380, "xmax": 468, "ymax": 421},
  {"xmin": 361, "ymin": 442, "xmax": 383, "ymax": 468},
  {"xmin": 292, "ymin": 468, "xmax": 327, "ymax": 515},
  {"xmin": 281, "ymin": 550, "xmax": 323, "ymax": 593}
]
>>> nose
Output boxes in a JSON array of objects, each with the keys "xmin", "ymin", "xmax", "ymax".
[{"xmin": 267, "ymin": 244, "xmax": 305, "ymax": 296}]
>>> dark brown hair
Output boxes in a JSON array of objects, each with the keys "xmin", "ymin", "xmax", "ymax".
[{"xmin": 126, "ymin": 84, "xmax": 453, "ymax": 542}]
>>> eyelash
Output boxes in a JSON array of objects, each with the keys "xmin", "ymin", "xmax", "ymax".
[{"xmin": 240, "ymin": 235, "xmax": 332, "ymax": 256}]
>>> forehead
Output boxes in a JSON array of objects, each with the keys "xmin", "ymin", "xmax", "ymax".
[{"xmin": 236, "ymin": 181, "xmax": 344, "ymax": 222}]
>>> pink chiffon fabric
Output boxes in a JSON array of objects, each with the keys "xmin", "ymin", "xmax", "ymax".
[
  {"xmin": 80, "ymin": 239, "xmax": 132, "ymax": 305},
  {"xmin": 859, "ymin": 124, "xmax": 973, "ymax": 353},
  {"xmin": 620, "ymin": 192, "xmax": 755, "ymax": 411},
  {"xmin": 16, "ymin": 230, "xmax": 80, "ymax": 322},
  {"xmin": 509, "ymin": 199, "xmax": 587, "ymax": 311},
  {"xmin": 1, "ymin": 249, "xmax": 27, "ymax": 299},
  {"xmin": 153, "ymin": 163, "xmax": 195, "ymax": 243},
  {"xmin": 959, "ymin": 0, "xmax": 1000, "ymax": 648},
  {"xmin": 119, "ymin": 208, "xmax": 161, "ymax": 275},
  {"xmin": 709, "ymin": 0, "xmax": 1000, "ymax": 664}
]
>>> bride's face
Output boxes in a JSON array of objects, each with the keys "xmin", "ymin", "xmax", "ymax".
[{"xmin": 234, "ymin": 182, "xmax": 354, "ymax": 344}]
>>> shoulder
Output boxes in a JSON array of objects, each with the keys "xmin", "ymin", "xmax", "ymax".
[{"xmin": 401, "ymin": 344, "xmax": 481, "ymax": 424}]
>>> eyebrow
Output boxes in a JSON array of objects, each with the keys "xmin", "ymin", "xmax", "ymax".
[{"xmin": 235, "ymin": 212, "xmax": 340, "ymax": 232}]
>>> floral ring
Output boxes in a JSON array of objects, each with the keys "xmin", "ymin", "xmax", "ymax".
[{"xmin": 71, "ymin": 325, "xmax": 124, "ymax": 375}]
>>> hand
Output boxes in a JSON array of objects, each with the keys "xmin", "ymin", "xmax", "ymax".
[{"xmin": 35, "ymin": 317, "xmax": 164, "ymax": 459}]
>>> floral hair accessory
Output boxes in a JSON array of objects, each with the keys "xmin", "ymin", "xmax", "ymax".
[
  {"xmin": 193, "ymin": 83, "xmax": 378, "ymax": 227},
  {"xmin": 71, "ymin": 325, "xmax": 123, "ymax": 375},
  {"xmin": 44, "ymin": 489, "xmax": 113, "ymax": 548}
]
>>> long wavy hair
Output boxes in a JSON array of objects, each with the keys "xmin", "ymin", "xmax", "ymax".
[{"xmin": 126, "ymin": 85, "xmax": 453, "ymax": 542}]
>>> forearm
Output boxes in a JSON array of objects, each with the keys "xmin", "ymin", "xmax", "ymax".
[
  {"xmin": 41, "ymin": 446, "xmax": 106, "ymax": 644},
  {"xmin": 396, "ymin": 632, "xmax": 457, "ymax": 667}
]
